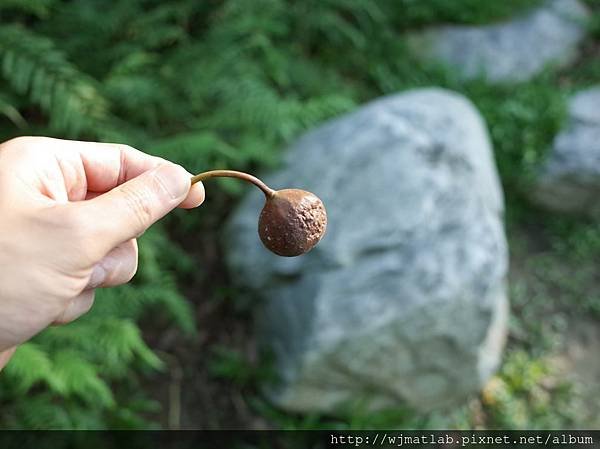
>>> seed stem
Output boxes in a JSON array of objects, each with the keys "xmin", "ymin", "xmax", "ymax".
[{"xmin": 191, "ymin": 170, "xmax": 275, "ymax": 198}]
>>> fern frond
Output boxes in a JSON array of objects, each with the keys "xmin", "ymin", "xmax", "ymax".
[
  {"xmin": 0, "ymin": 24, "xmax": 110, "ymax": 136},
  {"xmin": 51, "ymin": 350, "xmax": 115, "ymax": 407},
  {"xmin": 0, "ymin": 90, "xmax": 27, "ymax": 128},
  {"xmin": 0, "ymin": 0, "xmax": 55, "ymax": 18},
  {"xmin": 2, "ymin": 343, "xmax": 56, "ymax": 393}
]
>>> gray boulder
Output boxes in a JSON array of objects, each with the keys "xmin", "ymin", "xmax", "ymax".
[
  {"xmin": 411, "ymin": 0, "xmax": 589, "ymax": 82},
  {"xmin": 533, "ymin": 87, "xmax": 600, "ymax": 216},
  {"xmin": 226, "ymin": 88, "xmax": 509, "ymax": 412}
]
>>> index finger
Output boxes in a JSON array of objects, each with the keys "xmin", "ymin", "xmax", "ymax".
[
  {"xmin": 38, "ymin": 138, "xmax": 205, "ymax": 208},
  {"xmin": 56, "ymin": 139, "xmax": 164, "ymax": 192}
]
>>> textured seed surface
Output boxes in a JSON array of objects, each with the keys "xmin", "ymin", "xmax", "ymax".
[{"xmin": 258, "ymin": 189, "xmax": 327, "ymax": 257}]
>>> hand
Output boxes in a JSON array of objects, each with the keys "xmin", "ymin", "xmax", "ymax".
[{"xmin": 0, "ymin": 137, "xmax": 204, "ymax": 369}]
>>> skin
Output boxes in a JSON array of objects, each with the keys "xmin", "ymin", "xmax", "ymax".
[{"xmin": 0, "ymin": 136, "xmax": 205, "ymax": 370}]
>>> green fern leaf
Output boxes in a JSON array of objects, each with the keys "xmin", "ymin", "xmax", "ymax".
[
  {"xmin": 0, "ymin": 24, "xmax": 110, "ymax": 136},
  {"xmin": 2, "ymin": 343, "xmax": 61, "ymax": 394}
]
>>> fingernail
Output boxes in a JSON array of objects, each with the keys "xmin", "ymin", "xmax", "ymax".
[{"xmin": 154, "ymin": 164, "xmax": 190, "ymax": 200}]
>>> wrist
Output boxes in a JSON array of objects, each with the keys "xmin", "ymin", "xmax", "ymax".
[{"xmin": 0, "ymin": 347, "xmax": 16, "ymax": 371}]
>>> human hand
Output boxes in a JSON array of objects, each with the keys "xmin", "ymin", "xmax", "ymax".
[{"xmin": 0, "ymin": 137, "xmax": 204, "ymax": 368}]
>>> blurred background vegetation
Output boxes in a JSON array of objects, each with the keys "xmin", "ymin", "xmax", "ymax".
[{"xmin": 0, "ymin": 0, "xmax": 598, "ymax": 430}]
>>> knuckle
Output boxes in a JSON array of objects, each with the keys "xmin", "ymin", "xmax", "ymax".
[
  {"xmin": 123, "ymin": 264, "xmax": 138, "ymax": 284},
  {"xmin": 127, "ymin": 253, "xmax": 139, "ymax": 283},
  {"xmin": 122, "ymin": 248, "xmax": 139, "ymax": 284},
  {"xmin": 110, "ymin": 143, "xmax": 137, "ymax": 163},
  {"xmin": 120, "ymin": 184, "xmax": 153, "ymax": 231},
  {"xmin": 106, "ymin": 248, "xmax": 138, "ymax": 286},
  {"xmin": 108, "ymin": 143, "xmax": 136, "ymax": 179},
  {"xmin": 110, "ymin": 143, "xmax": 136, "ymax": 154},
  {"xmin": 80, "ymin": 293, "xmax": 95, "ymax": 315},
  {"xmin": 54, "ymin": 291, "xmax": 95, "ymax": 325},
  {"xmin": 0, "ymin": 136, "xmax": 40, "ymax": 155}
]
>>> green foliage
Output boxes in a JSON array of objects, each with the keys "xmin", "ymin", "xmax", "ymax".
[
  {"xmin": 388, "ymin": 0, "xmax": 543, "ymax": 27},
  {"xmin": 0, "ymin": 24, "xmax": 111, "ymax": 136},
  {"xmin": 0, "ymin": 0, "xmax": 55, "ymax": 18},
  {"xmin": 465, "ymin": 77, "xmax": 568, "ymax": 188},
  {"xmin": 208, "ymin": 346, "xmax": 275, "ymax": 388},
  {"xmin": 249, "ymin": 349, "xmax": 579, "ymax": 431},
  {"xmin": 0, "ymin": 228, "xmax": 190, "ymax": 428},
  {"xmin": 509, "ymin": 216, "xmax": 600, "ymax": 348},
  {"xmin": 480, "ymin": 351, "xmax": 577, "ymax": 429}
]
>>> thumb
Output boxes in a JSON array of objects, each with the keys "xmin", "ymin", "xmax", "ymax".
[{"xmin": 82, "ymin": 163, "xmax": 190, "ymax": 256}]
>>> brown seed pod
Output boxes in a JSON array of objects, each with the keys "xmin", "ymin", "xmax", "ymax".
[
  {"xmin": 258, "ymin": 189, "xmax": 327, "ymax": 257},
  {"xmin": 190, "ymin": 170, "xmax": 327, "ymax": 257}
]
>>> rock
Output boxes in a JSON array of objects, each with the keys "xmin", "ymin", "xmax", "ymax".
[
  {"xmin": 532, "ymin": 87, "xmax": 600, "ymax": 216},
  {"xmin": 226, "ymin": 88, "xmax": 509, "ymax": 413},
  {"xmin": 411, "ymin": 0, "xmax": 589, "ymax": 82}
]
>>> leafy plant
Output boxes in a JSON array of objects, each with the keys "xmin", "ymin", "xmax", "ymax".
[
  {"xmin": 480, "ymin": 351, "xmax": 577, "ymax": 429},
  {"xmin": 0, "ymin": 228, "xmax": 192, "ymax": 428}
]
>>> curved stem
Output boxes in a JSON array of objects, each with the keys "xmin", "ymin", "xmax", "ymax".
[{"xmin": 190, "ymin": 170, "xmax": 275, "ymax": 198}]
